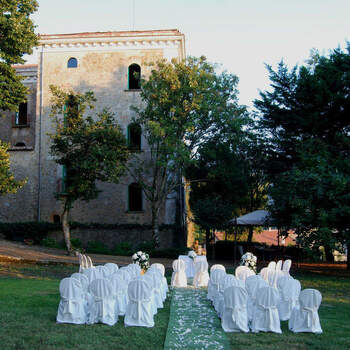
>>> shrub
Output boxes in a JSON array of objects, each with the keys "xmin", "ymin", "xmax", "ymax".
[
  {"xmin": 86, "ymin": 240, "xmax": 110, "ymax": 255},
  {"xmin": 150, "ymin": 247, "xmax": 189, "ymax": 259},
  {"xmin": 70, "ymin": 238, "xmax": 82, "ymax": 249},
  {"xmin": 112, "ymin": 242, "xmax": 133, "ymax": 256},
  {"xmin": 40, "ymin": 237, "xmax": 60, "ymax": 248},
  {"xmin": 0, "ymin": 222, "xmax": 60, "ymax": 244},
  {"xmin": 136, "ymin": 240, "xmax": 157, "ymax": 254}
]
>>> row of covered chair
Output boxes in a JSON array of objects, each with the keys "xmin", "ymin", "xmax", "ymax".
[
  {"xmin": 57, "ymin": 262, "xmax": 168, "ymax": 327},
  {"xmin": 207, "ymin": 264, "xmax": 322, "ymax": 334},
  {"xmin": 171, "ymin": 258, "xmax": 210, "ymax": 288},
  {"xmin": 78, "ymin": 253, "xmax": 94, "ymax": 272}
]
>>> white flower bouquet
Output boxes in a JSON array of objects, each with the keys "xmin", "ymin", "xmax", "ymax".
[
  {"xmin": 188, "ymin": 250, "xmax": 197, "ymax": 260},
  {"xmin": 132, "ymin": 250, "xmax": 150, "ymax": 270},
  {"xmin": 240, "ymin": 252, "xmax": 257, "ymax": 272}
]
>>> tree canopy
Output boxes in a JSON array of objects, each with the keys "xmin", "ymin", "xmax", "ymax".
[
  {"xmin": 255, "ymin": 45, "xmax": 350, "ymax": 264},
  {"xmin": 0, "ymin": 0, "xmax": 38, "ymax": 111},
  {"xmin": 131, "ymin": 56, "xmax": 246, "ymax": 245}
]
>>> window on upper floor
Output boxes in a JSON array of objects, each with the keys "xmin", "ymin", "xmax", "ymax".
[
  {"xmin": 14, "ymin": 102, "xmax": 28, "ymax": 126},
  {"xmin": 14, "ymin": 142, "xmax": 26, "ymax": 147},
  {"xmin": 128, "ymin": 183, "xmax": 143, "ymax": 211},
  {"xmin": 127, "ymin": 123, "xmax": 141, "ymax": 151},
  {"xmin": 67, "ymin": 57, "xmax": 78, "ymax": 68},
  {"xmin": 128, "ymin": 63, "xmax": 141, "ymax": 90}
]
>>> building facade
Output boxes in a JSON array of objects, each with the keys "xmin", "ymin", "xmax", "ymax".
[{"xmin": 0, "ymin": 30, "xmax": 186, "ymax": 235}]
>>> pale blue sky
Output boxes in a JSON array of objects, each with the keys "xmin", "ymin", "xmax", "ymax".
[{"xmin": 28, "ymin": 0, "xmax": 350, "ymax": 107}]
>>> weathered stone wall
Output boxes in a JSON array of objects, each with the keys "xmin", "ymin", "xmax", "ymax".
[{"xmin": 47, "ymin": 226, "xmax": 175, "ymax": 249}]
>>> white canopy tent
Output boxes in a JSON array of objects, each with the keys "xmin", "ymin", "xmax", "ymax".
[{"xmin": 234, "ymin": 210, "xmax": 273, "ymax": 226}]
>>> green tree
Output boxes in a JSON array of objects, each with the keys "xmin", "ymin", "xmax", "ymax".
[
  {"xmin": 49, "ymin": 86, "xmax": 129, "ymax": 253},
  {"xmin": 0, "ymin": 0, "xmax": 38, "ymax": 111},
  {"xmin": 130, "ymin": 56, "xmax": 245, "ymax": 245},
  {"xmin": 0, "ymin": 140, "xmax": 26, "ymax": 199},
  {"xmin": 255, "ymin": 45, "xmax": 350, "ymax": 267}
]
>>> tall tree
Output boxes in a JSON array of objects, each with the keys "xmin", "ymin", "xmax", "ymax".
[
  {"xmin": 49, "ymin": 86, "xmax": 129, "ymax": 253},
  {"xmin": 0, "ymin": 140, "xmax": 26, "ymax": 199},
  {"xmin": 130, "ymin": 56, "xmax": 245, "ymax": 245},
  {"xmin": 255, "ymin": 45, "xmax": 350, "ymax": 267},
  {"xmin": 0, "ymin": 0, "xmax": 38, "ymax": 111}
]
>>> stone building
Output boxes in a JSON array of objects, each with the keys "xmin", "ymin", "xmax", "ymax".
[{"xmin": 0, "ymin": 29, "xmax": 186, "ymax": 248}]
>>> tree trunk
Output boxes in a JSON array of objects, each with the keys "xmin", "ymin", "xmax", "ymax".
[
  {"xmin": 205, "ymin": 228, "xmax": 211, "ymax": 259},
  {"xmin": 324, "ymin": 245, "xmax": 334, "ymax": 262},
  {"xmin": 62, "ymin": 205, "xmax": 72, "ymax": 253},
  {"xmin": 347, "ymin": 244, "xmax": 349, "ymax": 270},
  {"xmin": 151, "ymin": 205, "xmax": 160, "ymax": 247},
  {"xmin": 247, "ymin": 226, "xmax": 253, "ymax": 244}
]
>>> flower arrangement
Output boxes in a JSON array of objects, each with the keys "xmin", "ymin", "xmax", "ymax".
[
  {"xmin": 240, "ymin": 252, "xmax": 257, "ymax": 272},
  {"xmin": 188, "ymin": 250, "xmax": 197, "ymax": 260},
  {"xmin": 132, "ymin": 251, "xmax": 150, "ymax": 271}
]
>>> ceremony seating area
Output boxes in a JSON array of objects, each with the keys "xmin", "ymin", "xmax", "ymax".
[
  {"xmin": 57, "ymin": 259, "xmax": 168, "ymax": 327},
  {"xmin": 204, "ymin": 260, "xmax": 323, "ymax": 334}
]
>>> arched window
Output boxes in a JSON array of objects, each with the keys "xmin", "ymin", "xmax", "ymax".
[
  {"xmin": 128, "ymin": 63, "xmax": 141, "ymax": 89},
  {"xmin": 14, "ymin": 142, "xmax": 26, "ymax": 147},
  {"xmin": 67, "ymin": 57, "xmax": 78, "ymax": 68},
  {"xmin": 127, "ymin": 123, "xmax": 141, "ymax": 151},
  {"xmin": 15, "ymin": 102, "xmax": 28, "ymax": 126},
  {"xmin": 128, "ymin": 183, "xmax": 143, "ymax": 211}
]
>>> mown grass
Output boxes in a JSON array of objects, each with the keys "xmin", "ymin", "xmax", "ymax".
[
  {"xmin": 0, "ymin": 263, "xmax": 171, "ymax": 350},
  {"xmin": 0, "ymin": 263, "xmax": 349, "ymax": 350},
  {"xmin": 225, "ymin": 271, "xmax": 350, "ymax": 350}
]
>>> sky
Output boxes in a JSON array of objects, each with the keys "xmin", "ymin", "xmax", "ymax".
[{"xmin": 27, "ymin": 0, "xmax": 350, "ymax": 108}]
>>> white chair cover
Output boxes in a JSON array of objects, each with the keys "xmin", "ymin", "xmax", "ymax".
[
  {"xmin": 88, "ymin": 279, "xmax": 117, "ymax": 326},
  {"xmin": 146, "ymin": 270, "xmax": 164, "ymax": 309},
  {"xmin": 178, "ymin": 255, "xmax": 195, "ymax": 278},
  {"xmin": 259, "ymin": 267, "xmax": 269, "ymax": 281},
  {"xmin": 221, "ymin": 286, "xmax": 249, "ymax": 333},
  {"xmin": 78, "ymin": 253, "xmax": 85, "ymax": 273},
  {"xmin": 193, "ymin": 260, "xmax": 209, "ymax": 288},
  {"xmin": 110, "ymin": 274, "xmax": 128, "ymax": 316},
  {"xmin": 71, "ymin": 273, "xmax": 89, "ymax": 292},
  {"xmin": 289, "ymin": 289, "xmax": 322, "ymax": 333},
  {"xmin": 216, "ymin": 274, "xmax": 241, "ymax": 317},
  {"xmin": 116, "ymin": 268, "xmax": 133, "ymax": 284},
  {"xmin": 267, "ymin": 269, "xmax": 284, "ymax": 288},
  {"xmin": 282, "ymin": 259, "xmax": 292, "ymax": 275},
  {"xmin": 105, "ymin": 263, "xmax": 119, "ymax": 275},
  {"xmin": 209, "ymin": 269, "xmax": 226, "ymax": 304},
  {"xmin": 82, "ymin": 255, "xmax": 89, "ymax": 271},
  {"xmin": 150, "ymin": 263, "xmax": 168, "ymax": 299},
  {"xmin": 128, "ymin": 263, "xmax": 142, "ymax": 278},
  {"xmin": 276, "ymin": 260, "xmax": 283, "ymax": 271},
  {"xmin": 267, "ymin": 261, "xmax": 276, "ymax": 270},
  {"xmin": 57, "ymin": 278, "xmax": 87, "ymax": 324},
  {"xmin": 82, "ymin": 267, "xmax": 102, "ymax": 283},
  {"xmin": 171, "ymin": 259, "xmax": 187, "ymax": 287},
  {"xmin": 277, "ymin": 277, "xmax": 301, "ymax": 321},
  {"xmin": 245, "ymin": 275, "xmax": 269, "ymax": 322},
  {"xmin": 124, "ymin": 278, "xmax": 154, "ymax": 327},
  {"xmin": 251, "ymin": 286, "xmax": 282, "ymax": 333},
  {"xmin": 210, "ymin": 264, "xmax": 226, "ymax": 274},
  {"xmin": 235, "ymin": 266, "xmax": 255, "ymax": 281}
]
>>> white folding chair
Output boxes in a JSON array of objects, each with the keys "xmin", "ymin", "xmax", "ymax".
[
  {"xmin": 267, "ymin": 269, "xmax": 284, "ymax": 288},
  {"xmin": 82, "ymin": 267, "xmax": 102, "ymax": 283},
  {"xmin": 88, "ymin": 279, "xmax": 117, "ymax": 326},
  {"xmin": 221, "ymin": 286, "xmax": 249, "ymax": 333},
  {"xmin": 105, "ymin": 263, "xmax": 119, "ymax": 275},
  {"xmin": 56, "ymin": 278, "xmax": 87, "ymax": 324},
  {"xmin": 259, "ymin": 267, "xmax": 269, "ymax": 281},
  {"xmin": 276, "ymin": 260, "xmax": 283, "ymax": 271},
  {"xmin": 210, "ymin": 269, "xmax": 226, "ymax": 306},
  {"xmin": 87, "ymin": 255, "xmax": 94, "ymax": 268},
  {"xmin": 277, "ymin": 277, "xmax": 301, "ymax": 321},
  {"xmin": 216, "ymin": 274, "xmax": 241, "ymax": 318},
  {"xmin": 289, "ymin": 289, "xmax": 322, "ymax": 333},
  {"xmin": 124, "ymin": 279, "xmax": 154, "ymax": 327},
  {"xmin": 251, "ymin": 286, "xmax": 282, "ymax": 333},
  {"xmin": 150, "ymin": 263, "xmax": 168, "ymax": 299},
  {"xmin": 171, "ymin": 259, "xmax": 187, "ymax": 288},
  {"xmin": 146, "ymin": 269, "xmax": 164, "ymax": 309},
  {"xmin": 210, "ymin": 264, "xmax": 226, "ymax": 274}
]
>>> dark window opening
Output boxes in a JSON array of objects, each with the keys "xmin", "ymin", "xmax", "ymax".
[
  {"xmin": 128, "ymin": 64, "xmax": 141, "ymax": 89},
  {"xmin": 53, "ymin": 215, "xmax": 61, "ymax": 224},
  {"xmin": 128, "ymin": 183, "xmax": 143, "ymax": 211},
  {"xmin": 14, "ymin": 142, "xmax": 26, "ymax": 147},
  {"xmin": 15, "ymin": 102, "xmax": 28, "ymax": 126},
  {"xmin": 67, "ymin": 57, "xmax": 78, "ymax": 68},
  {"xmin": 127, "ymin": 123, "xmax": 141, "ymax": 151}
]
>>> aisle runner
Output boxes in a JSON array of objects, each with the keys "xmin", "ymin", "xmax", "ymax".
[{"xmin": 164, "ymin": 288, "xmax": 231, "ymax": 350}]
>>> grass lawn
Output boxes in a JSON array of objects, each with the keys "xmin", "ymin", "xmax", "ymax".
[{"xmin": 0, "ymin": 263, "xmax": 349, "ymax": 350}]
